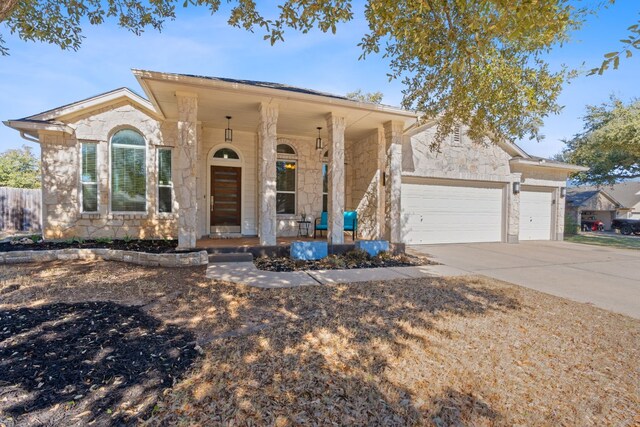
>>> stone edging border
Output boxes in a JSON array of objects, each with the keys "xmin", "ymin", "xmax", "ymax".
[{"xmin": 0, "ymin": 248, "xmax": 209, "ymax": 267}]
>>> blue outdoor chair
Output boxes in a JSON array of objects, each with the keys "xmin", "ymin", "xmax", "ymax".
[{"xmin": 314, "ymin": 211, "xmax": 358, "ymax": 240}]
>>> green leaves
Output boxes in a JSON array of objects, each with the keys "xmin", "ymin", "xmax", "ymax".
[
  {"xmin": 0, "ymin": 145, "xmax": 41, "ymax": 189},
  {"xmin": 589, "ymin": 19, "xmax": 640, "ymax": 76},
  {"xmin": 561, "ymin": 97, "xmax": 640, "ymax": 184}
]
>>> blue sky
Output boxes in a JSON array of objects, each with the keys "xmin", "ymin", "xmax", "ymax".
[{"xmin": 1, "ymin": 1, "xmax": 638, "ymax": 158}]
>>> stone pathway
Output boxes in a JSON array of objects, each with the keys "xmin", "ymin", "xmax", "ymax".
[{"xmin": 206, "ymin": 261, "xmax": 450, "ymax": 288}]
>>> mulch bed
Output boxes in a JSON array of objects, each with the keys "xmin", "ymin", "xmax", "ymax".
[
  {"xmin": 0, "ymin": 238, "xmax": 200, "ymax": 254},
  {"xmin": 0, "ymin": 301, "xmax": 198, "ymax": 426},
  {"xmin": 254, "ymin": 250, "xmax": 433, "ymax": 272}
]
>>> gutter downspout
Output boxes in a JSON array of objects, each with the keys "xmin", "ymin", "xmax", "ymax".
[{"xmin": 19, "ymin": 131, "xmax": 40, "ymax": 144}]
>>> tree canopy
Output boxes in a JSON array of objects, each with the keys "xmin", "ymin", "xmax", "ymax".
[
  {"xmin": 1, "ymin": 1, "xmax": 635, "ymax": 147},
  {"xmin": 345, "ymin": 89, "xmax": 383, "ymax": 104},
  {"xmin": 559, "ymin": 97, "xmax": 640, "ymax": 185},
  {"xmin": 0, "ymin": 145, "xmax": 41, "ymax": 189}
]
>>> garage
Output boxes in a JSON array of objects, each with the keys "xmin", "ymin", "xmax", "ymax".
[
  {"xmin": 401, "ymin": 179, "xmax": 505, "ymax": 244},
  {"xmin": 519, "ymin": 188, "xmax": 553, "ymax": 240}
]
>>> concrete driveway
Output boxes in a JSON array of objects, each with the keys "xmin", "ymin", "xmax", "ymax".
[{"xmin": 409, "ymin": 241, "xmax": 640, "ymax": 319}]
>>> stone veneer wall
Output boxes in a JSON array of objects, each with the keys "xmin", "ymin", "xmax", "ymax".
[
  {"xmin": 348, "ymin": 130, "xmax": 382, "ymax": 239},
  {"xmin": 0, "ymin": 248, "xmax": 208, "ymax": 267},
  {"xmin": 39, "ymin": 102, "xmax": 178, "ymax": 240},
  {"xmin": 275, "ymin": 137, "xmax": 325, "ymax": 237}
]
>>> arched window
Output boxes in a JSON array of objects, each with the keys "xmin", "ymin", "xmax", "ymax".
[
  {"xmin": 111, "ymin": 129, "xmax": 146, "ymax": 212},
  {"xmin": 276, "ymin": 144, "xmax": 296, "ymax": 214},
  {"xmin": 213, "ymin": 148, "xmax": 240, "ymax": 160},
  {"xmin": 277, "ymin": 144, "xmax": 296, "ymax": 155}
]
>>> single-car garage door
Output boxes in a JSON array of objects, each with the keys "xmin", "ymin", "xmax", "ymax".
[
  {"xmin": 519, "ymin": 189, "xmax": 553, "ymax": 240},
  {"xmin": 401, "ymin": 179, "xmax": 504, "ymax": 244}
]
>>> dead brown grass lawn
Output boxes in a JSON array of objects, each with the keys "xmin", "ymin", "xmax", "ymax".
[{"xmin": 1, "ymin": 260, "xmax": 639, "ymax": 426}]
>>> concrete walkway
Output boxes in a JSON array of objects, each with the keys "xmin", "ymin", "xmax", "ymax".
[
  {"xmin": 206, "ymin": 262, "xmax": 447, "ymax": 288},
  {"xmin": 409, "ymin": 241, "xmax": 640, "ymax": 319}
]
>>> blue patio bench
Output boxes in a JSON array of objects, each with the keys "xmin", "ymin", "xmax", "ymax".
[{"xmin": 314, "ymin": 211, "xmax": 358, "ymax": 240}]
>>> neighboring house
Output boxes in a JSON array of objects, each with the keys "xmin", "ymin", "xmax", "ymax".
[
  {"xmin": 566, "ymin": 182, "xmax": 640, "ymax": 230},
  {"xmin": 3, "ymin": 70, "xmax": 585, "ymax": 248}
]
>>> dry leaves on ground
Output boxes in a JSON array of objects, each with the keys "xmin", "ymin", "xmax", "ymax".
[{"xmin": 1, "ymin": 260, "xmax": 639, "ymax": 426}]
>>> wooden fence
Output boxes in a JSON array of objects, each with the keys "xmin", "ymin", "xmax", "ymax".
[{"xmin": 0, "ymin": 187, "xmax": 42, "ymax": 232}]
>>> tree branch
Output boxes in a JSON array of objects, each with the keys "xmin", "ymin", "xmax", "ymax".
[{"xmin": 0, "ymin": 0, "xmax": 20, "ymax": 22}]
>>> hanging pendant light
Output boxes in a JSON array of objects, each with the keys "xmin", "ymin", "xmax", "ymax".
[
  {"xmin": 315, "ymin": 127, "xmax": 323, "ymax": 150},
  {"xmin": 225, "ymin": 116, "xmax": 233, "ymax": 142}
]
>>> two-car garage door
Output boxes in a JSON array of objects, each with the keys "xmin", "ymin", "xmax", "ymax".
[
  {"xmin": 401, "ymin": 179, "xmax": 555, "ymax": 244},
  {"xmin": 401, "ymin": 179, "xmax": 504, "ymax": 245}
]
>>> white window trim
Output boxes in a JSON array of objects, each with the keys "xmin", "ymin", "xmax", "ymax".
[
  {"xmin": 276, "ymin": 158, "xmax": 297, "ymax": 216},
  {"xmin": 109, "ymin": 131, "xmax": 148, "ymax": 214},
  {"xmin": 157, "ymin": 147, "xmax": 173, "ymax": 214},
  {"xmin": 80, "ymin": 141, "xmax": 99, "ymax": 213}
]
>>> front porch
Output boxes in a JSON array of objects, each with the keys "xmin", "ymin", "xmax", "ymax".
[
  {"xmin": 137, "ymin": 71, "xmax": 415, "ymax": 249},
  {"xmin": 196, "ymin": 234, "xmax": 361, "ymax": 258}
]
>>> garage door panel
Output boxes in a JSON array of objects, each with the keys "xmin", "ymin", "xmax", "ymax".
[
  {"xmin": 519, "ymin": 190, "xmax": 552, "ymax": 240},
  {"xmin": 401, "ymin": 181, "xmax": 504, "ymax": 245}
]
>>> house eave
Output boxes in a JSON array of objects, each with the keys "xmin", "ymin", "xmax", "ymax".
[
  {"xmin": 510, "ymin": 158, "xmax": 588, "ymax": 172},
  {"xmin": 3, "ymin": 119, "xmax": 75, "ymax": 138},
  {"xmin": 132, "ymin": 69, "xmax": 418, "ymax": 122}
]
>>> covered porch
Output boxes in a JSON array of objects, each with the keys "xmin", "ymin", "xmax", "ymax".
[{"xmin": 135, "ymin": 70, "xmax": 416, "ymax": 249}]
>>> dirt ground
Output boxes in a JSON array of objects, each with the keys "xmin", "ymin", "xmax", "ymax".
[{"xmin": 1, "ymin": 260, "xmax": 639, "ymax": 426}]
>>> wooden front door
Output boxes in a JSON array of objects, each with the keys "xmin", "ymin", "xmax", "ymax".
[{"xmin": 210, "ymin": 165, "xmax": 241, "ymax": 230}]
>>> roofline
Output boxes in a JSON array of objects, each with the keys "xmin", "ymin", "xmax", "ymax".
[
  {"xmin": 24, "ymin": 87, "xmax": 160, "ymax": 122},
  {"xmin": 510, "ymin": 157, "xmax": 589, "ymax": 172},
  {"xmin": 404, "ymin": 119, "xmax": 531, "ymax": 158},
  {"xmin": 132, "ymin": 69, "xmax": 419, "ymax": 121},
  {"xmin": 3, "ymin": 119, "xmax": 74, "ymax": 137}
]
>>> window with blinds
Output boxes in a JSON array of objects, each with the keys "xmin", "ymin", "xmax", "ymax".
[
  {"xmin": 111, "ymin": 129, "xmax": 146, "ymax": 212},
  {"xmin": 81, "ymin": 143, "xmax": 98, "ymax": 212},
  {"xmin": 158, "ymin": 148, "xmax": 172, "ymax": 213}
]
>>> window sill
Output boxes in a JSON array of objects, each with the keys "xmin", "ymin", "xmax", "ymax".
[
  {"xmin": 157, "ymin": 212, "xmax": 178, "ymax": 220},
  {"xmin": 107, "ymin": 213, "xmax": 148, "ymax": 220},
  {"xmin": 79, "ymin": 213, "xmax": 100, "ymax": 219}
]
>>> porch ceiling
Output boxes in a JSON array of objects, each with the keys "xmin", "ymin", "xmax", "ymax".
[{"xmin": 134, "ymin": 70, "xmax": 418, "ymax": 140}]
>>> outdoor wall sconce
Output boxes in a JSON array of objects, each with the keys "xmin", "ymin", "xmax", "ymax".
[
  {"xmin": 225, "ymin": 116, "xmax": 233, "ymax": 142},
  {"xmin": 382, "ymin": 171, "xmax": 386, "ymax": 186},
  {"xmin": 513, "ymin": 182, "xmax": 521, "ymax": 194},
  {"xmin": 560, "ymin": 187, "xmax": 566, "ymax": 198},
  {"xmin": 315, "ymin": 127, "xmax": 323, "ymax": 150}
]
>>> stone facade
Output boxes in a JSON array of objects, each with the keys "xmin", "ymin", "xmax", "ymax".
[
  {"xmin": 22, "ymin": 85, "xmax": 575, "ymax": 248},
  {"xmin": 38, "ymin": 102, "xmax": 178, "ymax": 240},
  {"xmin": 0, "ymin": 248, "xmax": 208, "ymax": 267},
  {"xmin": 347, "ymin": 130, "xmax": 384, "ymax": 240}
]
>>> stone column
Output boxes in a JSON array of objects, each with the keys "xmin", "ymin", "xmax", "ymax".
[
  {"xmin": 258, "ymin": 102, "xmax": 278, "ymax": 246},
  {"xmin": 376, "ymin": 126, "xmax": 386, "ymax": 240},
  {"xmin": 507, "ymin": 178, "xmax": 521, "ymax": 243},
  {"xmin": 175, "ymin": 91, "xmax": 198, "ymax": 249},
  {"xmin": 383, "ymin": 121, "xmax": 404, "ymax": 244},
  {"xmin": 38, "ymin": 131, "xmax": 79, "ymax": 239},
  {"xmin": 555, "ymin": 187, "xmax": 566, "ymax": 240},
  {"xmin": 326, "ymin": 114, "xmax": 346, "ymax": 244}
]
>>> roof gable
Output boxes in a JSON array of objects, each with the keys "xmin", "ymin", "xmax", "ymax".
[{"xmin": 25, "ymin": 87, "xmax": 159, "ymax": 122}]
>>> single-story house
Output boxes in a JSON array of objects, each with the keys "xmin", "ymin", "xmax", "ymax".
[
  {"xmin": 3, "ymin": 69, "xmax": 586, "ymax": 248},
  {"xmin": 566, "ymin": 181, "xmax": 640, "ymax": 230}
]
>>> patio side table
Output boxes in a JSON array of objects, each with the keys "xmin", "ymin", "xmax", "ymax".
[{"xmin": 297, "ymin": 220, "xmax": 311, "ymax": 237}]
